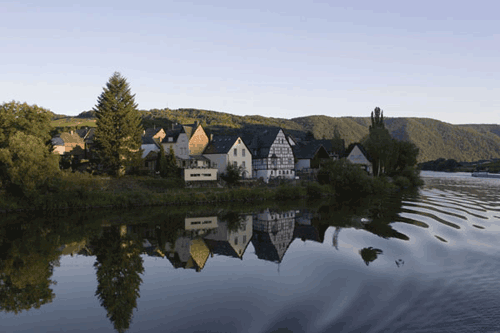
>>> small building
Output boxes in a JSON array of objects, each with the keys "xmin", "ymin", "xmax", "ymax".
[
  {"xmin": 345, "ymin": 143, "xmax": 372, "ymax": 174},
  {"xmin": 51, "ymin": 131, "xmax": 86, "ymax": 158},
  {"xmin": 293, "ymin": 141, "xmax": 330, "ymax": 171},
  {"xmin": 202, "ymin": 135, "xmax": 253, "ymax": 179}
]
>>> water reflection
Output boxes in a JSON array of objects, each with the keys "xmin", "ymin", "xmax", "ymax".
[{"xmin": 3, "ymin": 178, "xmax": 499, "ymax": 332}]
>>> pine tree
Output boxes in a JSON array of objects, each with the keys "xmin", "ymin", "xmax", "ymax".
[{"xmin": 93, "ymin": 72, "xmax": 143, "ymax": 176}]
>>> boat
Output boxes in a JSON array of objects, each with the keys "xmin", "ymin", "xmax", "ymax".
[{"xmin": 471, "ymin": 171, "xmax": 500, "ymax": 178}]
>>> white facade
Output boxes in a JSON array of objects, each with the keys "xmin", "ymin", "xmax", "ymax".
[
  {"xmin": 162, "ymin": 132, "xmax": 189, "ymax": 160},
  {"xmin": 252, "ymin": 129, "xmax": 295, "ymax": 182},
  {"xmin": 203, "ymin": 137, "xmax": 252, "ymax": 179}
]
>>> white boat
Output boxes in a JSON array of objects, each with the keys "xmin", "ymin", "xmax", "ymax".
[{"xmin": 471, "ymin": 171, "xmax": 500, "ymax": 178}]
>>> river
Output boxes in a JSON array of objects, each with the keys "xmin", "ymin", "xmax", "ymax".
[{"xmin": 1, "ymin": 171, "xmax": 499, "ymax": 333}]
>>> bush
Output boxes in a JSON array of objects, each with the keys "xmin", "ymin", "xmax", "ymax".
[
  {"xmin": 306, "ymin": 182, "xmax": 332, "ymax": 198},
  {"xmin": 318, "ymin": 160, "xmax": 374, "ymax": 196}
]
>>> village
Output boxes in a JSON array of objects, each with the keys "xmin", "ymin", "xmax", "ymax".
[{"xmin": 51, "ymin": 121, "xmax": 373, "ymax": 184}]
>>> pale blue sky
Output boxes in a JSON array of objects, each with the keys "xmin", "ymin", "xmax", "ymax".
[{"xmin": 2, "ymin": 0, "xmax": 499, "ymax": 124}]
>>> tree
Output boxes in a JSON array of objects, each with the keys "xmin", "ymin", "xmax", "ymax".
[
  {"xmin": 93, "ymin": 72, "xmax": 143, "ymax": 176},
  {"xmin": 370, "ymin": 106, "xmax": 385, "ymax": 131},
  {"xmin": 0, "ymin": 102, "xmax": 59, "ymax": 196},
  {"xmin": 0, "ymin": 132, "xmax": 59, "ymax": 197},
  {"xmin": 221, "ymin": 163, "xmax": 243, "ymax": 186},
  {"xmin": 92, "ymin": 226, "xmax": 144, "ymax": 333},
  {"xmin": 364, "ymin": 107, "xmax": 393, "ymax": 176},
  {"xmin": 330, "ymin": 125, "xmax": 345, "ymax": 156},
  {"xmin": 155, "ymin": 145, "xmax": 168, "ymax": 177}
]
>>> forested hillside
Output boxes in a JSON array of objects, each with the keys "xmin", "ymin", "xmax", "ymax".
[{"xmin": 55, "ymin": 108, "xmax": 500, "ymax": 162}]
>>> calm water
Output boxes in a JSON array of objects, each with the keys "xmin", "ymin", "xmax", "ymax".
[{"xmin": 1, "ymin": 171, "xmax": 500, "ymax": 333}]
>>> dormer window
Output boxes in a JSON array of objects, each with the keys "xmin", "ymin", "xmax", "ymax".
[{"xmin": 168, "ymin": 137, "xmax": 173, "ymax": 142}]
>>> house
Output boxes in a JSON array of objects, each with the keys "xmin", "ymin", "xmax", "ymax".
[
  {"xmin": 76, "ymin": 127, "xmax": 96, "ymax": 159},
  {"xmin": 202, "ymin": 135, "xmax": 252, "ymax": 179},
  {"xmin": 51, "ymin": 131, "xmax": 86, "ymax": 158},
  {"xmin": 184, "ymin": 121, "xmax": 210, "ymax": 155},
  {"xmin": 204, "ymin": 215, "xmax": 253, "ymax": 260},
  {"xmin": 293, "ymin": 141, "xmax": 330, "ymax": 171},
  {"xmin": 251, "ymin": 209, "xmax": 295, "ymax": 263},
  {"xmin": 344, "ymin": 143, "xmax": 372, "ymax": 174},
  {"xmin": 161, "ymin": 125, "xmax": 190, "ymax": 167},
  {"xmin": 160, "ymin": 122, "xmax": 210, "ymax": 168},
  {"xmin": 246, "ymin": 128, "xmax": 295, "ymax": 182}
]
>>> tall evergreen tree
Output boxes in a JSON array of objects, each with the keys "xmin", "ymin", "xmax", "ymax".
[
  {"xmin": 93, "ymin": 72, "xmax": 143, "ymax": 176},
  {"xmin": 370, "ymin": 107, "xmax": 385, "ymax": 131}
]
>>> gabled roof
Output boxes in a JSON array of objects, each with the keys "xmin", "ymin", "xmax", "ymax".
[
  {"xmin": 161, "ymin": 126, "xmax": 186, "ymax": 143},
  {"xmin": 204, "ymin": 239, "xmax": 240, "ymax": 259},
  {"xmin": 344, "ymin": 143, "xmax": 371, "ymax": 161},
  {"xmin": 57, "ymin": 132, "xmax": 85, "ymax": 145},
  {"xmin": 245, "ymin": 128, "xmax": 286, "ymax": 159},
  {"xmin": 203, "ymin": 135, "xmax": 247, "ymax": 155},
  {"xmin": 51, "ymin": 136, "xmax": 64, "ymax": 146},
  {"xmin": 293, "ymin": 141, "xmax": 329, "ymax": 160},
  {"xmin": 141, "ymin": 136, "xmax": 160, "ymax": 145},
  {"xmin": 144, "ymin": 127, "xmax": 163, "ymax": 138}
]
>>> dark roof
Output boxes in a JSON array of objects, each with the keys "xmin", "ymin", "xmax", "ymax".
[
  {"xmin": 344, "ymin": 143, "xmax": 371, "ymax": 161},
  {"xmin": 144, "ymin": 127, "xmax": 163, "ymax": 137},
  {"xmin": 204, "ymin": 239, "xmax": 240, "ymax": 259},
  {"xmin": 314, "ymin": 139, "xmax": 345, "ymax": 155},
  {"xmin": 293, "ymin": 225, "xmax": 322, "ymax": 243},
  {"xmin": 51, "ymin": 136, "xmax": 64, "ymax": 146},
  {"xmin": 203, "ymin": 135, "xmax": 246, "ymax": 155},
  {"xmin": 244, "ymin": 128, "xmax": 285, "ymax": 159},
  {"xmin": 161, "ymin": 127, "xmax": 185, "ymax": 143},
  {"xmin": 293, "ymin": 141, "xmax": 329, "ymax": 160},
  {"xmin": 142, "ymin": 136, "xmax": 159, "ymax": 145}
]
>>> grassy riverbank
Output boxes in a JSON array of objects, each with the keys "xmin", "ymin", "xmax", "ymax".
[{"xmin": 0, "ymin": 168, "xmax": 422, "ymax": 213}]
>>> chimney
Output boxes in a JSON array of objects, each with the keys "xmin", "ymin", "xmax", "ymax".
[
  {"xmin": 70, "ymin": 130, "xmax": 73, "ymax": 135},
  {"xmin": 194, "ymin": 120, "xmax": 199, "ymax": 128}
]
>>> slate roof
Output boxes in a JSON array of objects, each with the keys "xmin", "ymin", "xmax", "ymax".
[
  {"xmin": 292, "ymin": 141, "xmax": 329, "ymax": 160},
  {"xmin": 161, "ymin": 126, "xmax": 185, "ymax": 143},
  {"xmin": 141, "ymin": 136, "xmax": 159, "ymax": 145},
  {"xmin": 203, "ymin": 239, "xmax": 240, "ymax": 259},
  {"xmin": 244, "ymin": 128, "xmax": 283, "ymax": 159},
  {"xmin": 144, "ymin": 127, "xmax": 162, "ymax": 138},
  {"xmin": 51, "ymin": 136, "xmax": 64, "ymax": 146},
  {"xmin": 203, "ymin": 135, "xmax": 241, "ymax": 155},
  {"xmin": 315, "ymin": 139, "xmax": 345, "ymax": 155}
]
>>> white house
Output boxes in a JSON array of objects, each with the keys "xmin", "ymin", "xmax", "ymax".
[
  {"xmin": 202, "ymin": 135, "xmax": 252, "ymax": 179},
  {"xmin": 246, "ymin": 128, "xmax": 295, "ymax": 182},
  {"xmin": 345, "ymin": 143, "xmax": 372, "ymax": 174}
]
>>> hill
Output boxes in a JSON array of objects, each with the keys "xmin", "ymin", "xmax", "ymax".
[{"xmin": 51, "ymin": 108, "xmax": 500, "ymax": 162}]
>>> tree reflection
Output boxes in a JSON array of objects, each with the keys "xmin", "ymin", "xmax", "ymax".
[
  {"xmin": 359, "ymin": 247, "xmax": 383, "ymax": 266},
  {"xmin": 0, "ymin": 222, "xmax": 58, "ymax": 314},
  {"xmin": 91, "ymin": 225, "xmax": 144, "ymax": 333}
]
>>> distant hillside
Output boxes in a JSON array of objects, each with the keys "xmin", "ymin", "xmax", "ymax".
[{"xmin": 53, "ymin": 108, "xmax": 500, "ymax": 162}]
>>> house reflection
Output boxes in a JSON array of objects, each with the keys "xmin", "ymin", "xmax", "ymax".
[{"xmin": 251, "ymin": 209, "xmax": 296, "ymax": 263}]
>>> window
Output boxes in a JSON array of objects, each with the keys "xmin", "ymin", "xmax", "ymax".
[
  {"xmin": 233, "ymin": 161, "xmax": 237, "ymax": 167},
  {"xmin": 242, "ymin": 161, "xmax": 245, "ymax": 169},
  {"xmin": 234, "ymin": 237, "xmax": 238, "ymax": 245},
  {"xmin": 243, "ymin": 235, "xmax": 247, "ymax": 243},
  {"xmin": 234, "ymin": 148, "xmax": 237, "ymax": 156},
  {"xmin": 242, "ymin": 149, "xmax": 246, "ymax": 157}
]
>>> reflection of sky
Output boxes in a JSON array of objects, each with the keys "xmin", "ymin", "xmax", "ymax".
[{"xmin": 3, "ymin": 175, "xmax": 500, "ymax": 332}]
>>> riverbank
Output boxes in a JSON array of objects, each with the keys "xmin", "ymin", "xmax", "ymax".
[{"xmin": 0, "ymin": 171, "xmax": 421, "ymax": 213}]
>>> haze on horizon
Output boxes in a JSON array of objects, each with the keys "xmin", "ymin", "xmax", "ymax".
[{"xmin": 2, "ymin": 1, "xmax": 499, "ymax": 125}]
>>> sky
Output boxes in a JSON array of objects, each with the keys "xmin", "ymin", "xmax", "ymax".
[{"xmin": 2, "ymin": 0, "xmax": 499, "ymax": 124}]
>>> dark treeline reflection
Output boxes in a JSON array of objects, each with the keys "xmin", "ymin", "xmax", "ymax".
[{"xmin": 0, "ymin": 192, "xmax": 418, "ymax": 331}]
